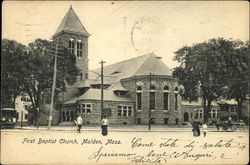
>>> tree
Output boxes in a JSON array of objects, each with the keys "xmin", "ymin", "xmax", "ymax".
[
  {"xmin": 173, "ymin": 38, "xmax": 243, "ymax": 122},
  {"xmin": 1, "ymin": 39, "xmax": 27, "ymax": 108},
  {"xmin": 224, "ymin": 41, "xmax": 249, "ymax": 120},
  {"xmin": 22, "ymin": 39, "xmax": 80, "ymax": 124}
]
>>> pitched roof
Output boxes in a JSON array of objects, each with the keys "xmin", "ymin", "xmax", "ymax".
[
  {"xmin": 53, "ymin": 6, "xmax": 90, "ymax": 38},
  {"xmin": 88, "ymin": 53, "xmax": 172, "ymax": 84},
  {"xmin": 64, "ymin": 88, "xmax": 132, "ymax": 104}
]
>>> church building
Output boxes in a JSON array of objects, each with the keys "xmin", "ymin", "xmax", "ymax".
[{"xmin": 42, "ymin": 6, "xmax": 221, "ymax": 125}]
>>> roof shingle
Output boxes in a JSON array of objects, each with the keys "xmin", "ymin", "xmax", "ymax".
[{"xmin": 53, "ymin": 6, "xmax": 90, "ymax": 38}]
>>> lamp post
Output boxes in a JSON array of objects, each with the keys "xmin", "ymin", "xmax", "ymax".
[
  {"xmin": 48, "ymin": 43, "xmax": 58, "ymax": 130},
  {"xmin": 148, "ymin": 72, "xmax": 152, "ymax": 131}
]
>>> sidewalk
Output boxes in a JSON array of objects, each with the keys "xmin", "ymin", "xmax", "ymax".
[{"xmin": 13, "ymin": 124, "xmax": 247, "ymax": 132}]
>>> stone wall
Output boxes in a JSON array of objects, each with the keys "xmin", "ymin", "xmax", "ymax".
[
  {"xmin": 121, "ymin": 75, "xmax": 182, "ymax": 125},
  {"xmin": 62, "ymin": 100, "xmax": 135, "ymax": 125},
  {"xmin": 53, "ymin": 32, "xmax": 89, "ymax": 102}
]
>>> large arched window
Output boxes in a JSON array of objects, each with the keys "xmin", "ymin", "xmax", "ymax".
[
  {"xmin": 136, "ymin": 86, "xmax": 142, "ymax": 110},
  {"xmin": 163, "ymin": 86, "xmax": 169, "ymax": 110},
  {"xmin": 77, "ymin": 41, "xmax": 83, "ymax": 58},
  {"xmin": 150, "ymin": 85, "xmax": 155, "ymax": 110}
]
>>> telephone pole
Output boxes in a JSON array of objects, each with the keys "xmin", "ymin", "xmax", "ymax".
[
  {"xmin": 148, "ymin": 72, "xmax": 152, "ymax": 131},
  {"xmin": 100, "ymin": 60, "xmax": 106, "ymax": 119},
  {"xmin": 48, "ymin": 43, "xmax": 58, "ymax": 130}
]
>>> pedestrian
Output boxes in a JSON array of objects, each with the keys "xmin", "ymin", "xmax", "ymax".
[
  {"xmin": 101, "ymin": 116, "xmax": 109, "ymax": 136},
  {"xmin": 192, "ymin": 120, "xmax": 200, "ymax": 137},
  {"xmin": 75, "ymin": 115, "xmax": 83, "ymax": 133},
  {"xmin": 202, "ymin": 122, "xmax": 208, "ymax": 137}
]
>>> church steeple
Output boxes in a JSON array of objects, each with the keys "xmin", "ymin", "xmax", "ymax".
[
  {"xmin": 52, "ymin": 6, "xmax": 90, "ymax": 38},
  {"xmin": 51, "ymin": 6, "xmax": 90, "ymax": 89}
]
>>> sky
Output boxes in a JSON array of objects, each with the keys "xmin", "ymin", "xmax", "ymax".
[{"xmin": 2, "ymin": 1, "xmax": 249, "ymax": 70}]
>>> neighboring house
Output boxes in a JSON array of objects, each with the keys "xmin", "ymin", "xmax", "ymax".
[
  {"xmin": 15, "ymin": 93, "xmax": 31, "ymax": 122},
  {"xmin": 181, "ymin": 96, "xmax": 220, "ymax": 124}
]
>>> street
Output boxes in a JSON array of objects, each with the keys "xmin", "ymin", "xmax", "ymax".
[{"xmin": 1, "ymin": 126, "xmax": 249, "ymax": 165}]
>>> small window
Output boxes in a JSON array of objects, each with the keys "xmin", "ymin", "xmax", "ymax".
[
  {"xmin": 111, "ymin": 71, "xmax": 121, "ymax": 75},
  {"xmin": 118, "ymin": 105, "xmax": 133, "ymax": 117},
  {"xmin": 80, "ymin": 73, "xmax": 83, "ymax": 81},
  {"xmin": 175, "ymin": 87, "xmax": 178, "ymax": 91}
]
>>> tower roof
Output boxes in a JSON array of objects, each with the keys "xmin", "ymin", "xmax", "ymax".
[{"xmin": 52, "ymin": 6, "xmax": 90, "ymax": 38}]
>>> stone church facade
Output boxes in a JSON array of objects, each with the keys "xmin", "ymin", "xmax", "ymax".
[{"xmin": 40, "ymin": 6, "xmax": 221, "ymax": 125}]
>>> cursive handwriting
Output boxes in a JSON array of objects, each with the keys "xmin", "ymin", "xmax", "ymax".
[
  {"xmin": 159, "ymin": 138, "xmax": 180, "ymax": 148},
  {"xmin": 200, "ymin": 139, "xmax": 248, "ymax": 151},
  {"xmin": 131, "ymin": 137, "xmax": 155, "ymax": 149},
  {"xmin": 88, "ymin": 146, "xmax": 136, "ymax": 162}
]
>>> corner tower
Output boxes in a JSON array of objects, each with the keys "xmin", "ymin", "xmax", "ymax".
[{"xmin": 52, "ymin": 6, "xmax": 90, "ymax": 83}]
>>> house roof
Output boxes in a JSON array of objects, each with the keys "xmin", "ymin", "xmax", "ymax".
[
  {"xmin": 53, "ymin": 6, "xmax": 90, "ymax": 38},
  {"xmin": 88, "ymin": 52, "xmax": 172, "ymax": 84},
  {"xmin": 64, "ymin": 88, "xmax": 132, "ymax": 104}
]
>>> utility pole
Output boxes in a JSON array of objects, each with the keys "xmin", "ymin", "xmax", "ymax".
[
  {"xmin": 100, "ymin": 60, "xmax": 106, "ymax": 119},
  {"xmin": 48, "ymin": 43, "xmax": 58, "ymax": 130},
  {"xmin": 148, "ymin": 72, "xmax": 152, "ymax": 131}
]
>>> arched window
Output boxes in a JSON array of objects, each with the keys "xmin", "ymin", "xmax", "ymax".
[
  {"xmin": 163, "ymin": 86, "xmax": 169, "ymax": 110},
  {"xmin": 150, "ymin": 85, "xmax": 155, "ymax": 110},
  {"xmin": 80, "ymin": 73, "xmax": 83, "ymax": 81},
  {"xmin": 77, "ymin": 41, "xmax": 83, "ymax": 58},
  {"xmin": 136, "ymin": 86, "xmax": 142, "ymax": 110},
  {"xmin": 68, "ymin": 39, "xmax": 75, "ymax": 54}
]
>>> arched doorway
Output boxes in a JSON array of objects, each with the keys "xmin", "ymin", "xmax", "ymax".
[{"xmin": 184, "ymin": 112, "xmax": 189, "ymax": 122}]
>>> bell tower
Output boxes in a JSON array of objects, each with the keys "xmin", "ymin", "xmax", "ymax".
[
  {"xmin": 52, "ymin": 6, "xmax": 90, "ymax": 101},
  {"xmin": 52, "ymin": 6, "xmax": 90, "ymax": 83}
]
